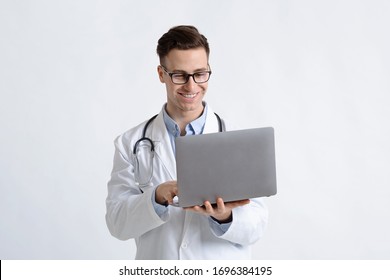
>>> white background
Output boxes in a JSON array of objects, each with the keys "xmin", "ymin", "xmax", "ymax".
[{"xmin": 1, "ymin": 0, "xmax": 389, "ymax": 259}]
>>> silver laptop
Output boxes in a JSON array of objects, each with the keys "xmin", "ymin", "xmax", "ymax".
[{"xmin": 175, "ymin": 127, "xmax": 277, "ymax": 207}]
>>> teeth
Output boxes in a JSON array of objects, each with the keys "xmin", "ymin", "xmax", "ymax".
[{"xmin": 182, "ymin": 93, "xmax": 196, "ymax": 98}]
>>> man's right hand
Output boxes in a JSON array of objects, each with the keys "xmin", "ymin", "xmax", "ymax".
[{"xmin": 155, "ymin": 180, "xmax": 178, "ymax": 206}]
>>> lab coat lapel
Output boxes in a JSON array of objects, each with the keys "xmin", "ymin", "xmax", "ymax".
[
  {"xmin": 203, "ymin": 106, "xmax": 220, "ymax": 134},
  {"xmin": 150, "ymin": 112, "xmax": 177, "ymax": 179}
]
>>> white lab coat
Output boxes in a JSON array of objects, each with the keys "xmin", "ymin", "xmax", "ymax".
[{"xmin": 105, "ymin": 106, "xmax": 268, "ymax": 259}]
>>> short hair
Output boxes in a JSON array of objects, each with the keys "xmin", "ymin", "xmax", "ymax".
[{"xmin": 156, "ymin": 25, "xmax": 210, "ymax": 62}]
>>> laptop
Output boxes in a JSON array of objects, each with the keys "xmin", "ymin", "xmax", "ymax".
[{"xmin": 175, "ymin": 127, "xmax": 277, "ymax": 207}]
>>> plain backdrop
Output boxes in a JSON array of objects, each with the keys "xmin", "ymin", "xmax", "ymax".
[{"xmin": 1, "ymin": 0, "xmax": 389, "ymax": 259}]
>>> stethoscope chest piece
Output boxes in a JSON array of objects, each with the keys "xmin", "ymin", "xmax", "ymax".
[
  {"xmin": 133, "ymin": 139, "xmax": 155, "ymax": 187},
  {"xmin": 133, "ymin": 115, "xmax": 158, "ymax": 187}
]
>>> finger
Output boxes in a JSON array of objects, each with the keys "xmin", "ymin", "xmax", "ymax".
[
  {"xmin": 216, "ymin": 197, "xmax": 225, "ymax": 211},
  {"xmin": 166, "ymin": 196, "xmax": 174, "ymax": 205},
  {"xmin": 238, "ymin": 199, "xmax": 250, "ymax": 205},
  {"xmin": 225, "ymin": 199, "xmax": 250, "ymax": 208},
  {"xmin": 170, "ymin": 187, "xmax": 178, "ymax": 196},
  {"xmin": 184, "ymin": 205, "xmax": 203, "ymax": 213},
  {"xmin": 203, "ymin": 201, "xmax": 214, "ymax": 214}
]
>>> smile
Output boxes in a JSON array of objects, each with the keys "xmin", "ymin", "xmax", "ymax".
[{"xmin": 179, "ymin": 93, "xmax": 198, "ymax": 99}]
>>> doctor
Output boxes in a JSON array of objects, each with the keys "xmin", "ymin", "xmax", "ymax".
[{"xmin": 105, "ymin": 25, "xmax": 268, "ymax": 259}]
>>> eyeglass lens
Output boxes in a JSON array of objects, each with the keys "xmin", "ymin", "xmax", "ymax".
[{"xmin": 171, "ymin": 72, "xmax": 210, "ymax": 84}]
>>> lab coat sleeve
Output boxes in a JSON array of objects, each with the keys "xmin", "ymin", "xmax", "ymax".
[
  {"xmin": 105, "ymin": 135, "xmax": 168, "ymax": 241},
  {"xmin": 209, "ymin": 197, "xmax": 268, "ymax": 246}
]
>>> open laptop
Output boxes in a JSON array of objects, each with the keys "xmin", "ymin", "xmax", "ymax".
[{"xmin": 175, "ymin": 127, "xmax": 277, "ymax": 207}]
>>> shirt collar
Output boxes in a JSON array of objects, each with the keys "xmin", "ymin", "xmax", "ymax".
[{"xmin": 162, "ymin": 102, "xmax": 208, "ymax": 137}]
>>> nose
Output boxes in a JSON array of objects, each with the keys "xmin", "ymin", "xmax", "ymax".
[{"xmin": 183, "ymin": 75, "xmax": 197, "ymax": 91}]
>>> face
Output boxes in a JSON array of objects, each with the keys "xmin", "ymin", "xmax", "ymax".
[{"xmin": 158, "ymin": 48, "xmax": 209, "ymax": 120}]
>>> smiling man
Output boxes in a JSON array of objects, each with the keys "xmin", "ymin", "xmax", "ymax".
[
  {"xmin": 158, "ymin": 48, "xmax": 208, "ymax": 122},
  {"xmin": 105, "ymin": 25, "xmax": 268, "ymax": 259}
]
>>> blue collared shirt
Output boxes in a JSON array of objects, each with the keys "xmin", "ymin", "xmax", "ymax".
[{"xmin": 162, "ymin": 103, "xmax": 207, "ymax": 154}]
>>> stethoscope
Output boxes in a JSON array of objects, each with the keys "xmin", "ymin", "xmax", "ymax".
[{"xmin": 133, "ymin": 113, "xmax": 224, "ymax": 187}]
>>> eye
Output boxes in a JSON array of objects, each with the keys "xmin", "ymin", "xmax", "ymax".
[
  {"xmin": 194, "ymin": 72, "xmax": 208, "ymax": 78},
  {"xmin": 172, "ymin": 73, "xmax": 187, "ymax": 79}
]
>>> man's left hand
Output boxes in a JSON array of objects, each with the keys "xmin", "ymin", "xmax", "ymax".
[{"xmin": 185, "ymin": 197, "xmax": 250, "ymax": 223}]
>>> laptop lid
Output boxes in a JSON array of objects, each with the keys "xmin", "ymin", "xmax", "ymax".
[{"xmin": 175, "ymin": 127, "xmax": 277, "ymax": 207}]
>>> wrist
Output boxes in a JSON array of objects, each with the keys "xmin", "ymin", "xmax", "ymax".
[{"xmin": 211, "ymin": 213, "xmax": 232, "ymax": 224}]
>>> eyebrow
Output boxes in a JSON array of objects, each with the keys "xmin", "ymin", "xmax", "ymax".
[{"xmin": 171, "ymin": 67, "xmax": 209, "ymax": 73}]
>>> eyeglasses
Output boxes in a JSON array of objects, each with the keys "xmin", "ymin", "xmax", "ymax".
[{"xmin": 160, "ymin": 65, "xmax": 212, "ymax": 85}]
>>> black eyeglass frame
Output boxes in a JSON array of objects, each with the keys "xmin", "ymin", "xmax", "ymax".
[{"xmin": 160, "ymin": 65, "xmax": 212, "ymax": 85}]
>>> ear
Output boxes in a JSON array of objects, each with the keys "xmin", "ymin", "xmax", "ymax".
[{"xmin": 157, "ymin": 66, "xmax": 165, "ymax": 83}]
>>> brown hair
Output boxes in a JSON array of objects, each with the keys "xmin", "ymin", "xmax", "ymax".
[{"xmin": 156, "ymin": 25, "xmax": 210, "ymax": 62}]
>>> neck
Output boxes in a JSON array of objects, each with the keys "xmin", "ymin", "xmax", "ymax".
[{"xmin": 166, "ymin": 104, "xmax": 204, "ymax": 134}]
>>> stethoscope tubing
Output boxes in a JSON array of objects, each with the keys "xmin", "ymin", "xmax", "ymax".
[
  {"xmin": 132, "ymin": 114, "xmax": 158, "ymax": 154},
  {"xmin": 132, "ymin": 112, "xmax": 224, "ymax": 186}
]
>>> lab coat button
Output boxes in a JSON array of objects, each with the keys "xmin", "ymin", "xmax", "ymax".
[{"xmin": 181, "ymin": 242, "xmax": 188, "ymax": 249}]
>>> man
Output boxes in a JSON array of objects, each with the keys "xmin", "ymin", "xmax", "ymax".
[{"xmin": 106, "ymin": 25, "xmax": 268, "ymax": 259}]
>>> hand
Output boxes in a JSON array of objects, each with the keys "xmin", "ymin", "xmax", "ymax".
[
  {"xmin": 155, "ymin": 181, "xmax": 178, "ymax": 206},
  {"xmin": 185, "ymin": 197, "xmax": 250, "ymax": 223}
]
